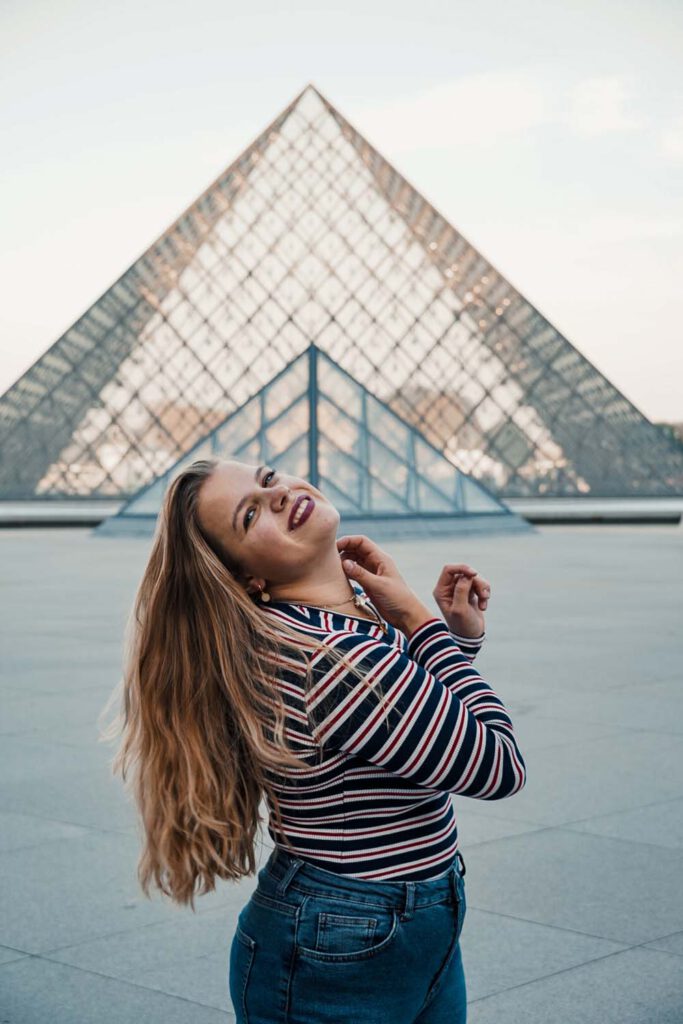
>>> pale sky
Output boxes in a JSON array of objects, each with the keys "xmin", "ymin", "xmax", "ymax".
[{"xmin": 1, "ymin": 0, "xmax": 682, "ymax": 421}]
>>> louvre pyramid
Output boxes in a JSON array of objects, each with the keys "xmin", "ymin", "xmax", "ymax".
[
  {"xmin": 97, "ymin": 343, "xmax": 529, "ymax": 537},
  {"xmin": 2, "ymin": 83, "xmax": 682, "ymax": 501}
]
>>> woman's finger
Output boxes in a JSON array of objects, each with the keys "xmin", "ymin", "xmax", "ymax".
[
  {"xmin": 435, "ymin": 565, "xmax": 487, "ymax": 596},
  {"xmin": 452, "ymin": 573, "xmax": 475, "ymax": 608},
  {"xmin": 339, "ymin": 550, "xmax": 383, "ymax": 574},
  {"xmin": 336, "ymin": 536, "xmax": 373, "ymax": 559},
  {"xmin": 341, "ymin": 559, "xmax": 391, "ymax": 588},
  {"xmin": 438, "ymin": 563, "xmax": 477, "ymax": 579},
  {"xmin": 337, "ymin": 535, "xmax": 384, "ymax": 557},
  {"xmin": 337, "ymin": 534, "xmax": 394, "ymax": 574}
]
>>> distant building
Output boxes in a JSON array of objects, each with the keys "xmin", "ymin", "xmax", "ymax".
[{"xmin": 2, "ymin": 84, "xmax": 682, "ymax": 506}]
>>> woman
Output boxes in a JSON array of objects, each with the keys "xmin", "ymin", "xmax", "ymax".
[{"xmin": 102, "ymin": 457, "xmax": 527, "ymax": 1023}]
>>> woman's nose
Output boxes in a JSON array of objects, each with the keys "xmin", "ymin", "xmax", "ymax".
[{"xmin": 270, "ymin": 483, "xmax": 290, "ymax": 507}]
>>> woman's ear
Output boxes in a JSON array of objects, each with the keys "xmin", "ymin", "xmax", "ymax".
[{"xmin": 243, "ymin": 575, "xmax": 266, "ymax": 597}]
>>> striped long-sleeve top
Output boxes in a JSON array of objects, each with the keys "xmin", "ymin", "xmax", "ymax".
[{"xmin": 259, "ymin": 581, "xmax": 526, "ymax": 881}]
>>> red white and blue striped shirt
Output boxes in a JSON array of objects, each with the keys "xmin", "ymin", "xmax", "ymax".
[{"xmin": 259, "ymin": 583, "xmax": 527, "ymax": 881}]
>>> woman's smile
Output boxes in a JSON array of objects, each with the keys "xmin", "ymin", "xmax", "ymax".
[{"xmin": 289, "ymin": 495, "xmax": 315, "ymax": 530}]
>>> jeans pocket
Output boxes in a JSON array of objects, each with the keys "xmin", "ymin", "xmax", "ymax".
[
  {"xmin": 229, "ymin": 922, "xmax": 256, "ymax": 1023},
  {"xmin": 296, "ymin": 893, "xmax": 400, "ymax": 964}
]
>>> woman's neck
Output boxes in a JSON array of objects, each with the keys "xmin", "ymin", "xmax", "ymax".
[{"xmin": 267, "ymin": 555, "xmax": 357, "ymax": 609}]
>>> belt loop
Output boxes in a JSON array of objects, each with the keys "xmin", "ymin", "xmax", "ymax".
[
  {"xmin": 400, "ymin": 881, "xmax": 416, "ymax": 921},
  {"xmin": 456, "ymin": 850, "xmax": 466, "ymax": 877},
  {"xmin": 275, "ymin": 855, "xmax": 306, "ymax": 898}
]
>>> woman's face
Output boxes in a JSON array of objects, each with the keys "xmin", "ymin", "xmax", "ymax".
[{"xmin": 196, "ymin": 459, "xmax": 340, "ymax": 592}]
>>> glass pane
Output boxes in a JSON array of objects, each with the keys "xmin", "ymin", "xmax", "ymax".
[
  {"xmin": 265, "ymin": 397, "xmax": 309, "ymax": 454},
  {"xmin": 214, "ymin": 399, "xmax": 261, "ymax": 451},
  {"xmin": 232, "ymin": 437, "xmax": 261, "ymax": 463},
  {"xmin": 318, "ymin": 359, "xmax": 363, "ymax": 421},
  {"xmin": 264, "ymin": 355, "xmax": 308, "ymax": 420},
  {"xmin": 367, "ymin": 395, "xmax": 409, "ymax": 460},
  {"xmin": 123, "ymin": 476, "xmax": 167, "ymax": 516},
  {"xmin": 417, "ymin": 479, "xmax": 454, "ymax": 512},
  {"xmin": 368, "ymin": 438, "xmax": 408, "ymax": 505},
  {"xmin": 461, "ymin": 476, "xmax": 503, "ymax": 512},
  {"xmin": 414, "ymin": 437, "xmax": 457, "ymax": 497},
  {"xmin": 319, "ymin": 397, "xmax": 362, "ymax": 458},
  {"xmin": 121, "ymin": 439, "xmax": 215, "ymax": 516},
  {"xmin": 319, "ymin": 436, "xmax": 361, "ymax": 507},
  {"xmin": 273, "ymin": 434, "xmax": 309, "ymax": 479},
  {"xmin": 369, "ymin": 476, "xmax": 405, "ymax": 512},
  {"xmin": 319, "ymin": 473, "xmax": 361, "ymax": 513}
]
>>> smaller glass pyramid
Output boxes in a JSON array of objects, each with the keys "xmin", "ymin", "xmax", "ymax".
[{"xmin": 96, "ymin": 345, "xmax": 530, "ymax": 536}]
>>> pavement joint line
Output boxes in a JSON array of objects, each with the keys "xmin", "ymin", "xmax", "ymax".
[
  {"xmin": 27, "ymin": 903, "xmax": 235, "ymax": 958},
  {"xmin": 3, "ymin": 951, "xmax": 233, "ymax": 1012},
  {"xmin": 637, "ymin": 935, "xmax": 683, "ymax": 958},
  {"xmin": 0, "ymin": 807, "xmax": 136, "ymax": 837},
  {"xmin": 554, "ymin": 825, "xmax": 683, "ymax": 850},
  {"xmin": 466, "ymin": 806, "xmax": 683, "ymax": 832},
  {"xmin": 466, "ymin": 942, "xmax": 681, "ymax": 1006},
  {"xmin": 0, "ymin": 945, "xmax": 30, "ymax": 957},
  {"xmin": 460, "ymin": 904, "xmax": 639, "ymax": 943}
]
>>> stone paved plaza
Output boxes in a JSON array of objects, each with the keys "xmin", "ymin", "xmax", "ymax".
[{"xmin": 1, "ymin": 522, "xmax": 682, "ymax": 1023}]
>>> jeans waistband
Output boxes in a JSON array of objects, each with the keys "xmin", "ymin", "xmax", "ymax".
[{"xmin": 261, "ymin": 845, "xmax": 466, "ymax": 914}]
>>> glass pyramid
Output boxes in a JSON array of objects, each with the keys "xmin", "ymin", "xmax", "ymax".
[
  {"xmin": 98, "ymin": 344, "xmax": 526, "ymax": 537},
  {"xmin": 2, "ymin": 84, "xmax": 682, "ymax": 501}
]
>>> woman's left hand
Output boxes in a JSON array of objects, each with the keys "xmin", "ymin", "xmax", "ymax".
[{"xmin": 432, "ymin": 564, "xmax": 491, "ymax": 638}]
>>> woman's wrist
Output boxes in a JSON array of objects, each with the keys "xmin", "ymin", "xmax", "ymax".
[
  {"xmin": 397, "ymin": 601, "xmax": 437, "ymax": 638},
  {"xmin": 447, "ymin": 622, "xmax": 486, "ymax": 640}
]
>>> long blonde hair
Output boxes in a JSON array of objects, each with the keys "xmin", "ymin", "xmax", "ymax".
[{"xmin": 99, "ymin": 458, "xmax": 392, "ymax": 909}]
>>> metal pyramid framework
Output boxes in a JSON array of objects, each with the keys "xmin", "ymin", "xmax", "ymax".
[
  {"xmin": 2, "ymin": 83, "xmax": 682, "ymax": 502},
  {"xmin": 97, "ymin": 343, "xmax": 529, "ymax": 538}
]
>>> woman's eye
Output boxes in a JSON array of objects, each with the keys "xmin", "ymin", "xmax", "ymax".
[{"xmin": 244, "ymin": 470, "xmax": 277, "ymax": 530}]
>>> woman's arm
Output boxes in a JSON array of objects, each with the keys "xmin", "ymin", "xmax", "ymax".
[
  {"xmin": 337, "ymin": 535, "xmax": 488, "ymax": 663},
  {"xmin": 441, "ymin": 627, "xmax": 485, "ymax": 662},
  {"xmin": 305, "ymin": 621, "xmax": 526, "ymax": 800},
  {"xmin": 406, "ymin": 618, "xmax": 507, "ymax": 729},
  {"xmin": 397, "ymin": 594, "xmax": 485, "ymax": 662}
]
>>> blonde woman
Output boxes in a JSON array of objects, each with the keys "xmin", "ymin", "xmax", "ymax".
[{"xmin": 105, "ymin": 457, "xmax": 527, "ymax": 1023}]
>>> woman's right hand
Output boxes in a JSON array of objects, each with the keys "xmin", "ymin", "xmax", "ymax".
[{"xmin": 336, "ymin": 534, "xmax": 430, "ymax": 633}]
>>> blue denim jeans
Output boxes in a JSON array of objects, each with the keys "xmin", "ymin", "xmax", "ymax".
[{"xmin": 229, "ymin": 845, "xmax": 467, "ymax": 1023}]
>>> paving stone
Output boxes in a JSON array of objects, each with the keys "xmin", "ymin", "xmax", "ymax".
[
  {"xmin": 466, "ymin": 946, "xmax": 683, "ymax": 1024},
  {"xmin": 0, "ymin": 955, "xmax": 234, "ymax": 1024},
  {"xmin": 463, "ymin": 827, "xmax": 683, "ymax": 946},
  {"xmin": 0, "ymin": 809, "xmax": 93, "ymax": 853},
  {"xmin": 564, "ymin": 795, "xmax": 683, "ymax": 849}
]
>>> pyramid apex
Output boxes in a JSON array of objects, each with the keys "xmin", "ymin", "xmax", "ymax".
[{"xmin": 300, "ymin": 82, "xmax": 327, "ymax": 102}]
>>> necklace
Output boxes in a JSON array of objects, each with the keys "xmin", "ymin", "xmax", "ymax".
[{"xmin": 265, "ymin": 585, "xmax": 388, "ymax": 636}]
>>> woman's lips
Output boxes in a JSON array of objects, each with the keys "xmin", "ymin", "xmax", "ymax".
[{"xmin": 289, "ymin": 496, "xmax": 315, "ymax": 530}]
